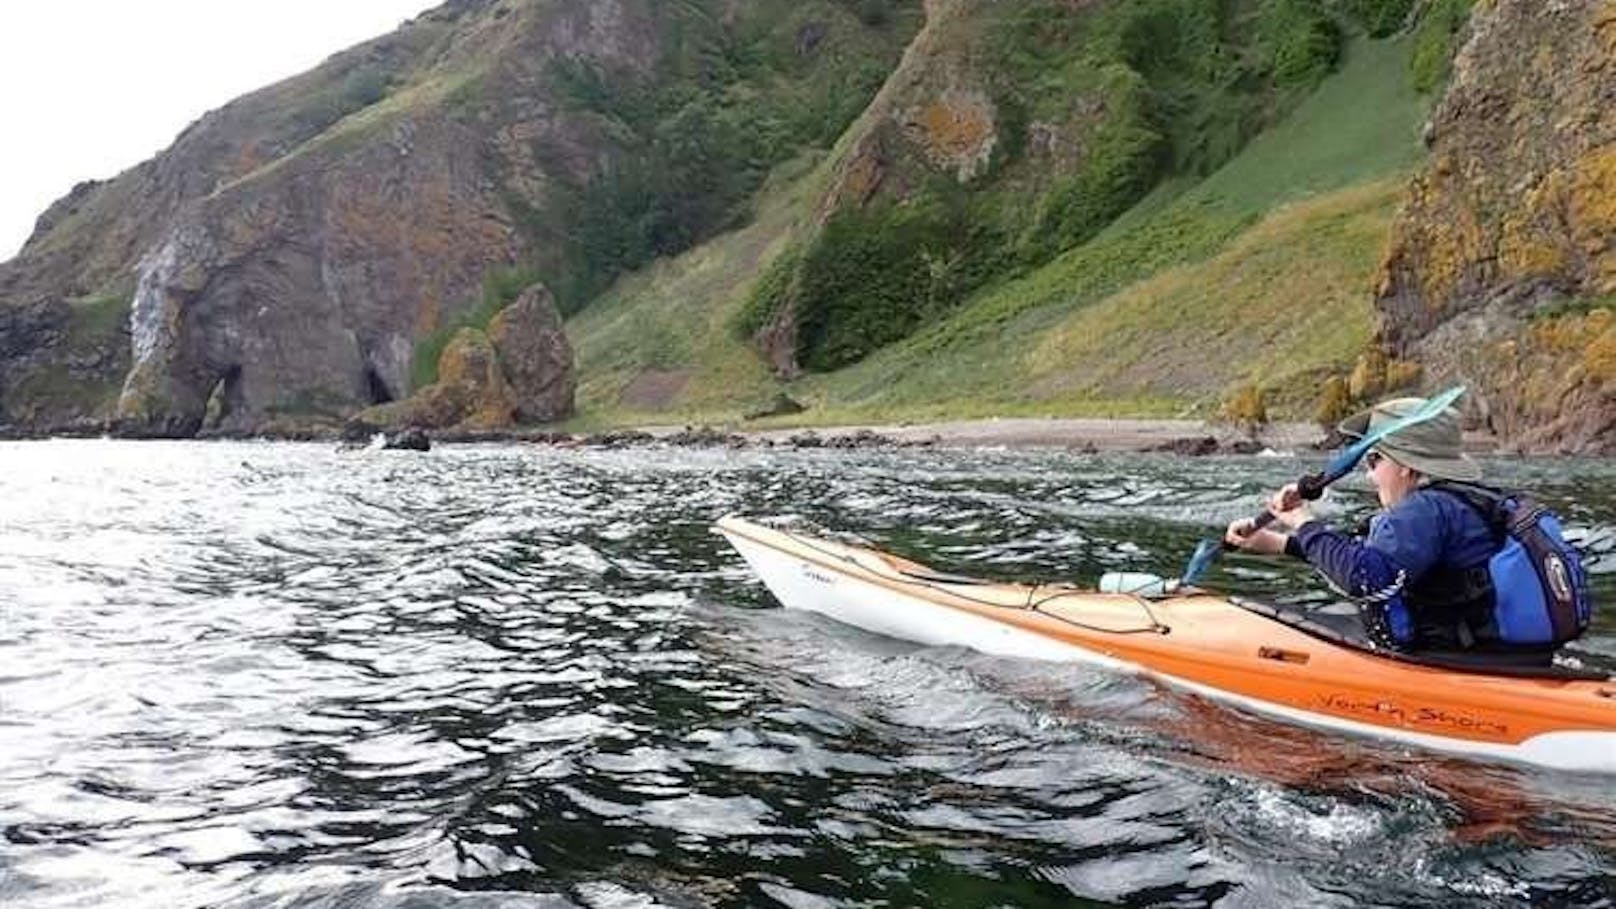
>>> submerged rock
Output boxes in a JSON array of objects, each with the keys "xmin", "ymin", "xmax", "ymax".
[
  {"xmin": 1149, "ymin": 436, "xmax": 1221, "ymax": 456},
  {"xmin": 383, "ymin": 427, "xmax": 431, "ymax": 451}
]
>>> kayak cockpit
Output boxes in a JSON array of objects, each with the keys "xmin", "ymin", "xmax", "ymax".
[{"xmin": 1231, "ymin": 596, "xmax": 1612, "ymax": 682}]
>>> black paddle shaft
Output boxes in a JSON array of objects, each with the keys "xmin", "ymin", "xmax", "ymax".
[{"xmin": 1243, "ymin": 471, "xmax": 1329, "ymax": 535}]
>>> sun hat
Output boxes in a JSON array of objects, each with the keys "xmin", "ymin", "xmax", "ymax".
[{"xmin": 1337, "ymin": 396, "xmax": 1482, "ymax": 482}]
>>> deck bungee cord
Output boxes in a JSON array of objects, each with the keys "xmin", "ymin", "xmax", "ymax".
[{"xmin": 787, "ymin": 526, "xmax": 1217, "ymax": 639}]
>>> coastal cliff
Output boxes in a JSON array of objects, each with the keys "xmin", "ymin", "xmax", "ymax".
[{"xmin": 1375, "ymin": 0, "xmax": 1616, "ymax": 452}]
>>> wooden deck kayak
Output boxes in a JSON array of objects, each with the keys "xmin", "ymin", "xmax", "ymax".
[{"xmin": 716, "ymin": 515, "xmax": 1616, "ymax": 773}]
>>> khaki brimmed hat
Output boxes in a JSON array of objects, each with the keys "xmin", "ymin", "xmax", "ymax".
[{"xmin": 1337, "ymin": 396, "xmax": 1481, "ymax": 482}]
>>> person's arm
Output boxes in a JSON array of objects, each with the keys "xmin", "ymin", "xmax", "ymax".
[
  {"xmin": 1224, "ymin": 519, "xmax": 1291, "ymax": 555},
  {"xmin": 1291, "ymin": 500, "xmax": 1445, "ymax": 647},
  {"xmin": 1292, "ymin": 521, "xmax": 1409, "ymax": 596}
]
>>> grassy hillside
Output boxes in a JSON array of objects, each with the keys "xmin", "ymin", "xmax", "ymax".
[
  {"xmin": 564, "ymin": 35, "xmax": 1432, "ymax": 428},
  {"xmin": 741, "ymin": 0, "xmax": 1357, "ymax": 374},
  {"xmin": 564, "ymin": 154, "xmax": 829, "ymax": 429}
]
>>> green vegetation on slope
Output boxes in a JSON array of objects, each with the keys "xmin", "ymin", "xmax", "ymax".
[
  {"xmin": 1410, "ymin": 0, "xmax": 1477, "ymax": 93},
  {"xmin": 566, "ymin": 33, "xmax": 1432, "ymax": 426},
  {"xmin": 1344, "ymin": 0, "xmax": 1417, "ymax": 37},
  {"xmin": 747, "ymin": 0, "xmax": 1373, "ymax": 373},
  {"xmin": 1023, "ymin": 180, "xmax": 1400, "ymax": 410},
  {"xmin": 564, "ymin": 153, "xmax": 826, "ymax": 426},
  {"xmin": 800, "ymin": 35, "xmax": 1430, "ymax": 420},
  {"xmin": 791, "ymin": 189, "xmax": 1013, "ymax": 372},
  {"xmin": 524, "ymin": 0, "xmax": 922, "ymax": 313},
  {"xmin": 6, "ymin": 291, "xmax": 130, "ymax": 423}
]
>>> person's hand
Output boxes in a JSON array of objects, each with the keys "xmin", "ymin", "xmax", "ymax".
[
  {"xmin": 1264, "ymin": 482, "xmax": 1314, "ymax": 530},
  {"xmin": 1224, "ymin": 517, "xmax": 1289, "ymax": 555}
]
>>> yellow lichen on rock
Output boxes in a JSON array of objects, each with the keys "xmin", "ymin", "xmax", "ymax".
[
  {"xmin": 1568, "ymin": 147, "xmax": 1616, "ymax": 291},
  {"xmin": 828, "ymin": 148, "xmax": 886, "ymax": 212},
  {"xmin": 1596, "ymin": 0, "xmax": 1616, "ymax": 55},
  {"xmin": 899, "ymin": 88, "xmax": 997, "ymax": 182},
  {"xmin": 927, "ymin": 97, "xmax": 993, "ymax": 158},
  {"xmin": 1384, "ymin": 358, "xmax": 1423, "ymax": 391},
  {"xmin": 361, "ymin": 327, "xmax": 517, "ymax": 430},
  {"xmin": 1379, "ymin": 169, "xmax": 1490, "ymax": 316},
  {"xmin": 436, "ymin": 328, "xmax": 516, "ymax": 428},
  {"xmin": 1345, "ymin": 348, "xmax": 1422, "ymax": 403},
  {"xmin": 1348, "ymin": 348, "xmax": 1388, "ymax": 400},
  {"xmin": 1472, "ymin": 308, "xmax": 1616, "ymax": 449},
  {"xmin": 1219, "ymin": 383, "xmax": 1268, "ymax": 432},
  {"xmin": 1584, "ymin": 311, "xmax": 1616, "ymax": 381},
  {"xmin": 1498, "ymin": 171, "xmax": 1571, "ymax": 278},
  {"xmin": 1531, "ymin": 308, "xmax": 1616, "ymax": 381},
  {"xmin": 1419, "ymin": 198, "xmax": 1487, "ymax": 313},
  {"xmin": 1370, "ymin": 0, "xmax": 1616, "ymax": 450},
  {"xmin": 1315, "ymin": 375, "xmax": 1355, "ymax": 428}
]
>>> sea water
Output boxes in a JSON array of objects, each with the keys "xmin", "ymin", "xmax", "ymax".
[{"xmin": 1, "ymin": 439, "xmax": 1612, "ymax": 908}]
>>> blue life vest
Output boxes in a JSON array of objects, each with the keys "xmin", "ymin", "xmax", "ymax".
[{"xmin": 1425, "ymin": 482, "xmax": 1594, "ymax": 648}]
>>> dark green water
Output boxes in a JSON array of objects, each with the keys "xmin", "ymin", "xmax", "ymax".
[{"xmin": 1, "ymin": 440, "xmax": 1612, "ymax": 908}]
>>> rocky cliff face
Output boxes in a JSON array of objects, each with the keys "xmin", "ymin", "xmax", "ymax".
[
  {"xmin": 0, "ymin": 0, "xmax": 535, "ymax": 435},
  {"xmin": 0, "ymin": 0, "xmax": 912, "ymax": 435},
  {"xmin": 1, "ymin": 0, "xmax": 505, "ymax": 430},
  {"xmin": 115, "ymin": 114, "xmax": 519, "ymax": 436},
  {"xmin": 1375, "ymin": 0, "xmax": 1616, "ymax": 453}
]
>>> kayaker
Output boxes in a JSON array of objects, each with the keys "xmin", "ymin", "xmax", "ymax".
[{"xmin": 1222, "ymin": 396, "xmax": 1590, "ymax": 664}]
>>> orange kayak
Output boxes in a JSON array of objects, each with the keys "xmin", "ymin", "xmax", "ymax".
[{"xmin": 715, "ymin": 515, "xmax": 1616, "ymax": 773}]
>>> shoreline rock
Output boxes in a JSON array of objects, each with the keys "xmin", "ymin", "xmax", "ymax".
[{"xmin": 0, "ymin": 415, "xmax": 1508, "ymax": 457}]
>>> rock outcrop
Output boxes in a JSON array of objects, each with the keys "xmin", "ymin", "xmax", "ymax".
[
  {"xmin": 373, "ymin": 328, "xmax": 517, "ymax": 430},
  {"xmin": 488, "ymin": 284, "xmax": 574, "ymax": 423},
  {"xmin": 358, "ymin": 282, "xmax": 574, "ymax": 429},
  {"xmin": 1374, "ymin": 0, "xmax": 1616, "ymax": 453}
]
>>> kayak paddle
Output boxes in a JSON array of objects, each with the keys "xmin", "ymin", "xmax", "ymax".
[{"xmin": 1178, "ymin": 385, "xmax": 1467, "ymax": 586}]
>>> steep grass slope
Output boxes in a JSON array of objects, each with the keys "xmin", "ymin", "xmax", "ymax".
[
  {"xmin": 565, "ymin": 36, "xmax": 1431, "ymax": 426},
  {"xmin": 564, "ymin": 155, "xmax": 828, "ymax": 426}
]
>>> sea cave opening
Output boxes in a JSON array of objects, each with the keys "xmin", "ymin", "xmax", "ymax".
[
  {"xmin": 203, "ymin": 365, "xmax": 243, "ymax": 429},
  {"xmin": 364, "ymin": 365, "xmax": 395, "ymax": 405}
]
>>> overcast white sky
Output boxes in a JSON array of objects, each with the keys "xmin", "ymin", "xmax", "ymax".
[{"xmin": 0, "ymin": 1, "xmax": 436, "ymax": 262}]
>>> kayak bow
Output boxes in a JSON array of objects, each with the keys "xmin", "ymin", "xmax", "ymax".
[{"xmin": 716, "ymin": 515, "xmax": 1616, "ymax": 773}]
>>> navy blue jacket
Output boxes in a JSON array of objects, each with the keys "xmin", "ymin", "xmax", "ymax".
[{"xmin": 1288, "ymin": 487, "xmax": 1498, "ymax": 649}]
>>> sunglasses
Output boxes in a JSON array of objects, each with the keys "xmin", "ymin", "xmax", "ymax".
[{"xmin": 1364, "ymin": 450, "xmax": 1385, "ymax": 469}]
